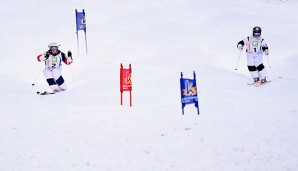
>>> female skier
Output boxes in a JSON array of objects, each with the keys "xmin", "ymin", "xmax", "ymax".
[{"xmin": 37, "ymin": 42, "xmax": 73, "ymax": 92}]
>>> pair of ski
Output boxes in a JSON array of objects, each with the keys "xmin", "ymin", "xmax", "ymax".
[
  {"xmin": 247, "ymin": 80, "xmax": 271, "ymax": 87},
  {"xmin": 37, "ymin": 89, "xmax": 65, "ymax": 95},
  {"xmin": 37, "ymin": 91, "xmax": 56, "ymax": 95}
]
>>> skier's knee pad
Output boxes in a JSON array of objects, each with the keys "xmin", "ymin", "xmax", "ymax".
[
  {"xmin": 56, "ymin": 76, "xmax": 65, "ymax": 86},
  {"xmin": 248, "ymin": 66, "xmax": 257, "ymax": 71},
  {"xmin": 257, "ymin": 64, "xmax": 265, "ymax": 71},
  {"xmin": 47, "ymin": 78, "xmax": 56, "ymax": 86}
]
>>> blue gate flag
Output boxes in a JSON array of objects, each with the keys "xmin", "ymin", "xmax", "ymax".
[
  {"xmin": 75, "ymin": 9, "xmax": 86, "ymax": 32},
  {"xmin": 75, "ymin": 9, "xmax": 88, "ymax": 55},
  {"xmin": 180, "ymin": 71, "xmax": 199, "ymax": 115}
]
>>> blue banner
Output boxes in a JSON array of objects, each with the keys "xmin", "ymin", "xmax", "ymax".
[
  {"xmin": 76, "ymin": 9, "xmax": 86, "ymax": 32},
  {"xmin": 180, "ymin": 71, "xmax": 199, "ymax": 115}
]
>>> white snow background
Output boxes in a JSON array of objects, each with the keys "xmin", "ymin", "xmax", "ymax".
[{"xmin": 0, "ymin": 0, "xmax": 298, "ymax": 170}]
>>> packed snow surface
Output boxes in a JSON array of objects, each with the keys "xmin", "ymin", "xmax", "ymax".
[{"xmin": 0, "ymin": 0, "xmax": 297, "ymax": 170}]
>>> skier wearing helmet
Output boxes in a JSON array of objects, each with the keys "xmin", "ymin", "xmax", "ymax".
[
  {"xmin": 37, "ymin": 42, "xmax": 73, "ymax": 93},
  {"xmin": 237, "ymin": 26, "xmax": 269, "ymax": 83}
]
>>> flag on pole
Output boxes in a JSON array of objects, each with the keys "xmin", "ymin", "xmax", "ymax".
[
  {"xmin": 180, "ymin": 71, "xmax": 199, "ymax": 115},
  {"xmin": 75, "ymin": 9, "xmax": 86, "ymax": 32},
  {"xmin": 120, "ymin": 63, "xmax": 132, "ymax": 107},
  {"xmin": 75, "ymin": 9, "xmax": 88, "ymax": 55}
]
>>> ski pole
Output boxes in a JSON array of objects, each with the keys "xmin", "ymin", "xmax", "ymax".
[
  {"xmin": 266, "ymin": 54, "xmax": 271, "ymax": 68},
  {"xmin": 70, "ymin": 65, "xmax": 75, "ymax": 89},
  {"xmin": 32, "ymin": 64, "xmax": 44, "ymax": 86},
  {"xmin": 235, "ymin": 50, "xmax": 242, "ymax": 70}
]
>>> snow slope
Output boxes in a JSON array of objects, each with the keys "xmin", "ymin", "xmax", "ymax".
[{"xmin": 0, "ymin": 0, "xmax": 298, "ymax": 171}]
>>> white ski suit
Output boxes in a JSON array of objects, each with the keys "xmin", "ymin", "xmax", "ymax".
[
  {"xmin": 238, "ymin": 35, "xmax": 269, "ymax": 80},
  {"xmin": 37, "ymin": 50, "xmax": 73, "ymax": 91}
]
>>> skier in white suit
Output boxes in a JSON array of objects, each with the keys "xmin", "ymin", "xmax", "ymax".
[
  {"xmin": 37, "ymin": 42, "xmax": 73, "ymax": 92},
  {"xmin": 237, "ymin": 26, "xmax": 269, "ymax": 83}
]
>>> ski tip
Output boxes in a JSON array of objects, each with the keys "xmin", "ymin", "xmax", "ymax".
[{"xmin": 247, "ymin": 81, "xmax": 259, "ymax": 86}]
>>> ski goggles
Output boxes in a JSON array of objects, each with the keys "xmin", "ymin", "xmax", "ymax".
[
  {"xmin": 253, "ymin": 32, "xmax": 261, "ymax": 36},
  {"xmin": 50, "ymin": 46, "xmax": 58, "ymax": 50}
]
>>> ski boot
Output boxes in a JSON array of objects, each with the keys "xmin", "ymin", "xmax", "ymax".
[
  {"xmin": 254, "ymin": 77, "xmax": 260, "ymax": 83},
  {"xmin": 261, "ymin": 77, "xmax": 267, "ymax": 83}
]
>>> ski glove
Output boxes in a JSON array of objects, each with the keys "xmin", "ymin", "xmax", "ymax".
[
  {"xmin": 68, "ymin": 50, "xmax": 72, "ymax": 57},
  {"xmin": 237, "ymin": 44, "xmax": 243, "ymax": 51},
  {"xmin": 237, "ymin": 40, "xmax": 244, "ymax": 51},
  {"xmin": 67, "ymin": 50, "xmax": 72, "ymax": 60},
  {"xmin": 262, "ymin": 45, "xmax": 269, "ymax": 55},
  {"xmin": 44, "ymin": 51, "xmax": 50, "ymax": 60}
]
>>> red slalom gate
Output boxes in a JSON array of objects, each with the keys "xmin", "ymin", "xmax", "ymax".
[{"xmin": 120, "ymin": 63, "xmax": 132, "ymax": 107}]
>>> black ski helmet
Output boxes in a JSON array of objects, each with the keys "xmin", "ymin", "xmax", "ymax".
[{"xmin": 253, "ymin": 26, "xmax": 262, "ymax": 37}]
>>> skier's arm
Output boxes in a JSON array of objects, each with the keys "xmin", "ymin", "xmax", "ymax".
[
  {"xmin": 237, "ymin": 37, "xmax": 249, "ymax": 51},
  {"xmin": 37, "ymin": 51, "xmax": 50, "ymax": 62},
  {"xmin": 62, "ymin": 51, "xmax": 73, "ymax": 65}
]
